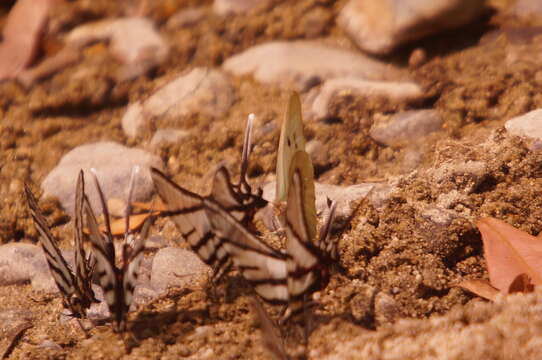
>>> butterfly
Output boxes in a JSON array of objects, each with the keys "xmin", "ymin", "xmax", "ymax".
[
  {"xmin": 84, "ymin": 168, "xmax": 152, "ymax": 332},
  {"xmin": 150, "ymin": 114, "xmax": 267, "ymax": 282},
  {"xmin": 25, "ymin": 170, "xmax": 98, "ymax": 318},
  {"xmin": 281, "ymin": 150, "xmax": 338, "ymax": 321}
]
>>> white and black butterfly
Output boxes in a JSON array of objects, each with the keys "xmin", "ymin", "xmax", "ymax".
[
  {"xmin": 282, "ymin": 151, "xmax": 338, "ymax": 321},
  {"xmin": 84, "ymin": 168, "xmax": 151, "ymax": 332},
  {"xmin": 25, "ymin": 170, "xmax": 98, "ymax": 318},
  {"xmin": 150, "ymin": 115, "xmax": 267, "ymax": 282}
]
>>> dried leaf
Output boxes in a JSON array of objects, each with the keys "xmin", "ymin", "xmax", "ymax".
[
  {"xmin": 507, "ymin": 273, "xmax": 535, "ymax": 295},
  {"xmin": 478, "ymin": 217, "xmax": 542, "ymax": 291},
  {"xmin": 0, "ymin": 0, "xmax": 55, "ymax": 80},
  {"xmin": 132, "ymin": 198, "xmax": 168, "ymax": 212},
  {"xmin": 457, "ymin": 279, "xmax": 499, "ymax": 301},
  {"xmin": 107, "ymin": 211, "xmax": 159, "ymax": 236}
]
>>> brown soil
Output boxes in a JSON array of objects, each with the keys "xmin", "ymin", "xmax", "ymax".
[{"xmin": 1, "ymin": 0, "xmax": 542, "ymax": 359}]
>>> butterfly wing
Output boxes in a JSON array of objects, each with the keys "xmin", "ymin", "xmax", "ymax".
[
  {"xmin": 203, "ymin": 199, "xmax": 288, "ymax": 305},
  {"xmin": 276, "ymin": 92, "xmax": 307, "ymax": 203},
  {"xmin": 317, "ymin": 199, "xmax": 338, "ymax": 261},
  {"xmin": 151, "ymin": 167, "xmax": 232, "ymax": 281},
  {"xmin": 24, "ymin": 184, "xmax": 79, "ymax": 312}
]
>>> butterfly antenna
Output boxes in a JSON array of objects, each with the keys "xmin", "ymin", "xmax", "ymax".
[{"xmin": 240, "ymin": 113, "xmax": 255, "ymax": 187}]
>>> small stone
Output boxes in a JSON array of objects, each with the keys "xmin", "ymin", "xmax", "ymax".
[
  {"xmin": 223, "ymin": 41, "xmax": 404, "ymax": 92},
  {"xmin": 306, "ymin": 140, "xmax": 331, "ymax": 171},
  {"xmin": 150, "ymin": 129, "xmax": 190, "ymax": 148},
  {"xmin": 262, "ymin": 181, "xmax": 375, "ymax": 223},
  {"xmin": 122, "ymin": 68, "xmax": 234, "ymax": 135},
  {"xmin": 505, "ymin": 109, "xmax": 542, "ymax": 141},
  {"xmin": 145, "ymin": 235, "xmax": 167, "ymax": 249},
  {"xmin": 42, "ymin": 142, "xmax": 164, "ymax": 216},
  {"xmin": 213, "ymin": 0, "xmax": 269, "ymax": 15},
  {"xmin": 409, "ymin": 48, "xmax": 427, "ymax": 68},
  {"xmin": 150, "ymin": 247, "xmax": 210, "ymax": 293},
  {"xmin": 166, "ymin": 7, "xmax": 206, "ymax": 30},
  {"xmin": 0, "ymin": 243, "xmax": 49, "ymax": 286},
  {"xmin": 338, "ymin": 0, "xmax": 486, "ymax": 55},
  {"xmin": 67, "ymin": 17, "xmax": 169, "ymax": 77},
  {"xmin": 369, "ymin": 110, "xmax": 443, "ymax": 147},
  {"xmin": 309, "ymin": 79, "xmax": 425, "ymax": 121},
  {"xmin": 511, "ymin": 0, "xmax": 542, "ymax": 23},
  {"xmin": 374, "ymin": 292, "xmax": 402, "ymax": 326},
  {"xmin": 121, "ymin": 102, "xmax": 146, "ymax": 140}
]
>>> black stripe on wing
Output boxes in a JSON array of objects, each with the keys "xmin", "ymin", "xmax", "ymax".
[
  {"xmin": 25, "ymin": 184, "xmax": 85, "ymax": 316},
  {"xmin": 203, "ymin": 199, "xmax": 289, "ymax": 305}
]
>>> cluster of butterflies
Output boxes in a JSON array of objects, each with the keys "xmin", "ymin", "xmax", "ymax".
[{"xmin": 25, "ymin": 92, "xmax": 340, "ymax": 336}]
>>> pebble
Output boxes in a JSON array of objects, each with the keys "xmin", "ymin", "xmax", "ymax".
[
  {"xmin": 306, "ymin": 139, "xmax": 331, "ymax": 170},
  {"xmin": 262, "ymin": 181, "xmax": 376, "ymax": 222},
  {"xmin": 41, "ymin": 142, "xmax": 164, "ymax": 216},
  {"xmin": 308, "ymin": 79, "xmax": 425, "ymax": 121},
  {"xmin": 369, "ymin": 109, "xmax": 443, "ymax": 147},
  {"xmin": 150, "ymin": 129, "xmax": 191, "ymax": 148},
  {"xmin": 0, "ymin": 243, "xmax": 51, "ymax": 287},
  {"xmin": 121, "ymin": 68, "xmax": 234, "ymax": 138},
  {"xmin": 511, "ymin": 0, "xmax": 542, "ymax": 23},
  {"xmin": 504, "ymin": 109, "xmax": 542, "ymax": 141},
  {"xmin": 338, "ymin": 0, "xmax": 486, "ymax": 55},
  {"xmin": 66, "ymin": 17, "xmax": 169, "ymax": 77},
  {"xmin": 213, "ymin": 0, "xmax": 269, "ymax": 15},
  {"xmin": 223, "ymin": 41, "xmax": 404, "ymax": 91},
  {"xmin": 166, "ymin": 7, "xmax": 206, "ymax": 29},
  {"xmin": 150, "ymin": 247, "xmax": 210, "ymax": 293}
]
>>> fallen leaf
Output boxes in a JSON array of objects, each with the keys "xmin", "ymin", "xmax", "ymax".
[
  {"xmin": 457, "ymin": 279, "xmax": 499, "ymax": 302},
  {"xmin": 478, "ymin": 217, "xmax": 542, "ymax": 291},
  {"xmin": 108, "ymin": 211, "xmax": 158, "ymax": 235},
  {"xmin": 0, "ymin": 0, "xmax": 55, "ymax": 80},
  {"xmin": 132, "ymin": 198, "xmax": 168, "ymax": 212}
]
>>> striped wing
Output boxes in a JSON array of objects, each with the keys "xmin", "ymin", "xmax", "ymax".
[
  {"xmin": 151, "ymin": 167, "xmax": 231, "ymax": 281},
  {"xmin": 276, "ymin": 92, "xmax": 307, "ymax": 203},
  {"xmin": 203, "ymin": 199, "xmax": 288, "ymax": 305},
  {"xmin": 73, "ymin": 171, "xmax": 97, "ymax": 306},
  {"xmin": 317, "ymin": 199, "xmax": 338, "ymax": 261},
  {"xmin": 25, "ymin": 184, "xmax": 79, "ymax": 313}
]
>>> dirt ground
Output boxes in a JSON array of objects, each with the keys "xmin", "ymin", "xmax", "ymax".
[{"xmin": 2, "ymin": 0, "xmax": 542, "ymax": 359}]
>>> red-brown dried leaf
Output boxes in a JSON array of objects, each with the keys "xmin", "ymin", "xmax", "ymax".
[
  {"xmin": 478, "ymin": 217, "xmax": 542, "ymax": 291},
  {"xmin": 0, "ymin": 0, "xmax": 55, "ymax": 80},
  {"xmin": 457, "ymin": 279, "xmax": 499, "ymax": 301}
]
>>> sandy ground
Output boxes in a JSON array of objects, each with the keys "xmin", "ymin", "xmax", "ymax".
[{"xmin": 2, "ymin": 0, "xmax": 542, "ymax": 359}]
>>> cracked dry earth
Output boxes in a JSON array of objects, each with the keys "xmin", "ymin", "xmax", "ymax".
[{"xmin": 2, "ymin": 0, "xmax": 542, "ymax": 359}]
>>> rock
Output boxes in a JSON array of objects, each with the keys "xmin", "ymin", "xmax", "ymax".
[
  {"xmin": 308, "ymin": 79, "xmax": 425, "ymax": 121},
  {"xmin": 511, "ymin": 0, "xmax": 542, "ymax": 23},
  {"xmin": 150, "ymin": 129, "xmax": 190, "ymax": 148},
  {"xmin": 338, "ymin": 0, "xmax": 486, "ymax": 55},
  {"xmin": 306, "ymin": 140, "xmax": 331, "ymax": 171},
  {"xmin": 223, "ymin": 41, "xmax": 404, "ymax": 91},
  {"xmin": 150, "ymin": 248, "xmax": 209, "ymax": 293},
  {"xmin": 166, "ymin": 7, "xmax": 206, "ymax": 30},
  {"xmin": 409, "ymin": 48, "xmax": 427, "ymax": 68},
  {"xmin": 67, "ymin": 17, "xmax": 169, "ymax": 77},
  {"xmin": 121, "ymin": 102, "xmax": 146, "ymax": 140},
  {"xmin": 42, "ymin": 142, "xmax": 164, "ymax": 216},
  {"xmin": 430, "ymin": 161, "xmax": 487, "ymax": 194},
  {"xmin": 369, "ymin": 110, "xmax": 443, "ymax": 147},
  {"xmin": 505, "ymin": 109, "xmax": 542, "ymax": 141},
  {"xmin": 213, "ymin": 0, "xmax": 269, "ymax": 15},
  {"xmin": 262, "ymin": 181, "xmax": 376, "ymax": 222},
  {"xmin": 121, "ymin": 68, "xmax": 234, "ymax": 138},
  {"xmin": 0, "ymin": 243, "xmax": 51, "ymax": 287}
]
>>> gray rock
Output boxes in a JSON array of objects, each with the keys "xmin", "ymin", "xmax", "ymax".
[
  {"xmin": 0, "ymin": 243, "xmax": 52, "ymax": 287},
  {"xmin": 308, "ymin": 79, "xmax": 425, "ymax": 121},
  {"xmin": 213, "ymin": 0, "xmax": 269, "ymax": 15},
  {"xmin": 121, "ymin": 68, "xmax": 234, "ymax": 138},
  {"xmin": 166, "ymin": 7, "xmax": 206, "ymax": 29},
  {"xmin": 505, "ymin": 109, "xmax": 542, "ymax": 141},
  {"xmin": 306, "ymin": 140, "xmax": 331, "ymax": 170},
  {"xmin": 262, "ymin": 181, "xmax": 376, "ymax": 222},
  {"xmin": 67, "ymin": 17, "xmax": 169, "ymax": 76},
  {"xmin": 223, "ymin": 41, "xmax": 404, "ymax": 91},
  {"xmin": 150, "ymin": 129, "xmax": 190, "ymax": 148},
  {"xmin": 338, "ymin": 0, "xmax": 486, "ymax": 55},
  {"xmin": 150, "ymin": 247, "xmax": 209, "ymax": 293},
  {"xmin": 369, "ymin": 110, "xmax": 443, "ymax": 147},
  {"xmin": 42, "ymin": 141, "xmax": 164, "ymax": 216}
]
